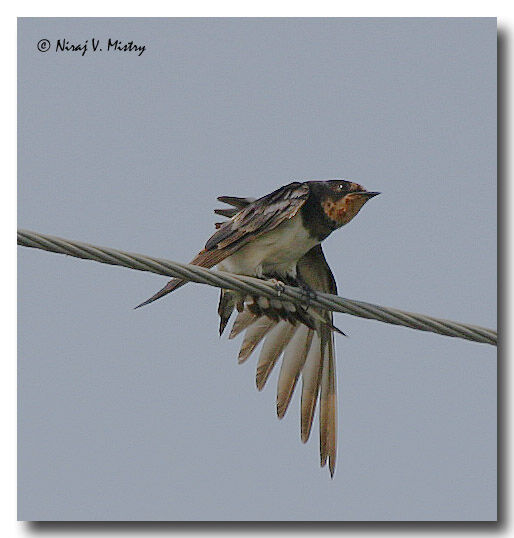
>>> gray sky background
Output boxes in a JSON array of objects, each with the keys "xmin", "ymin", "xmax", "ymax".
[{"xmin": 18, "ymin": 18, "xmax": 496, "ymax": 521}]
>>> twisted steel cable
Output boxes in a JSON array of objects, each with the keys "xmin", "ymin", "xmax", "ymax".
[{"xmin": 18, "ymin": 229, "xmax": 497, "ymax": 346}]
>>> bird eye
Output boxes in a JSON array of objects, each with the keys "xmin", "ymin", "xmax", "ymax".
[{"xmin": 336, "ymin": 183, "xmax": 345, "ymax": 191}]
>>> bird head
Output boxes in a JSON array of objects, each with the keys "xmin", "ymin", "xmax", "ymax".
[{"xmin": 309, "ymin": 179, "xmax": 380, "ymax": 229}]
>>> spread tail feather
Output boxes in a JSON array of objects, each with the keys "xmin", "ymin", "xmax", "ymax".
[
  {"xmin": 319, "ymin": 327, "xmax": 337, "ymax": 478},
  {"xmin": 276, "ymin": 326, "xmax": 313, "ymax": 419},
  {"xmin": 238, "ymin": 317, "xmax": 276, "ymax": 363},
  {"xmin": 255, "ymin": 321, "xmax": 297, "ymax": 391},
  {"xmin": 229, "ymin": 309, "xmax": 257, "ymax": 339},
  {"xmin": 300, "ymin": 333, "xmax": 323, "ymax": 443}
]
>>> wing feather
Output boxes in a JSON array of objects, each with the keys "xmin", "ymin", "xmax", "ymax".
[{"xmin": 204, "ymin": 182, "xmax": 309, "ymax": 252}]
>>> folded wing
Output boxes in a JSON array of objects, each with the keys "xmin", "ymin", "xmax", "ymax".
[{"xmin": 135, "ymin": 183, "xmax": 310, "ymax": 308}]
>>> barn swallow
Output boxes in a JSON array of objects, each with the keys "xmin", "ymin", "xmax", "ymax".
[{"xmin": 136, "ymin": 180, "xmax": 379, "ymax": 476}]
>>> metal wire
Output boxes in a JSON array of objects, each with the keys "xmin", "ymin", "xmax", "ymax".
[{"xmin": 17, "ymin": 229, "xmax": 497, "ymax": 346}]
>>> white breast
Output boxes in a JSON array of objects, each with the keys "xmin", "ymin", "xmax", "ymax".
[{"xmin": 217, "ymin": 213, "xmax": 319, "ymax": 278}]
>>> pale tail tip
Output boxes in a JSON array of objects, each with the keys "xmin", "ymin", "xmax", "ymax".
[
  {"xmin": 238, "ymin": 351, "xmax": 250, "ymax": 364},
  {"xmin": 276, "ymin": 391, "xmax": 292, "ymax": 419},
  {"xmin": 320, "ymin": 451, "xmax": 336, "ymax": 478}
]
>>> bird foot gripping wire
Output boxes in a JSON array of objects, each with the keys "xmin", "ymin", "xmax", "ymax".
[
  {"xmin": 267, "ymin": 276, "xmax": 318, "ymax": 308},
  {"xmin": 269, "ymin": 278, "xmax": 286, "ymax": 297},
  {"xmin": 259, "ymin": 278, "xmax": 344, "ymax": 335}
]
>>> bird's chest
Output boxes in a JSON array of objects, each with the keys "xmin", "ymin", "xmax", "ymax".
[{"xmin": 218, "ymin": 214, "xmax": 318, "ymax": 277}]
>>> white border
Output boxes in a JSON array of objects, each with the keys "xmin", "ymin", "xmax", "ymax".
[{"xmin": 5, "ymin": 2, "xmax": 509, "ymax": 536}]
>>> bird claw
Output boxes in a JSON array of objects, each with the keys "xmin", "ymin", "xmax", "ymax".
[{"xmin": 269, "ymin": 278, "xmax": 286, "ymax": 297}]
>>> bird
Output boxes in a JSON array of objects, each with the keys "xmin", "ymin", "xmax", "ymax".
[{"xmin": 136, "ymin": 180, "xmax": 379, "ymax": 477}]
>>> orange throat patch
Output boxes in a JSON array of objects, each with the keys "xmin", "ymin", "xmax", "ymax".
[{"xmin": 321, "ymin": 193, "xmax": 370, "ymax": 227}]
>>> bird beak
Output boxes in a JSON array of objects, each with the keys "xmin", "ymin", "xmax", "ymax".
[{"xmin": 353, "ymin": 191, "xmax": 380, "ymax": 199}]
